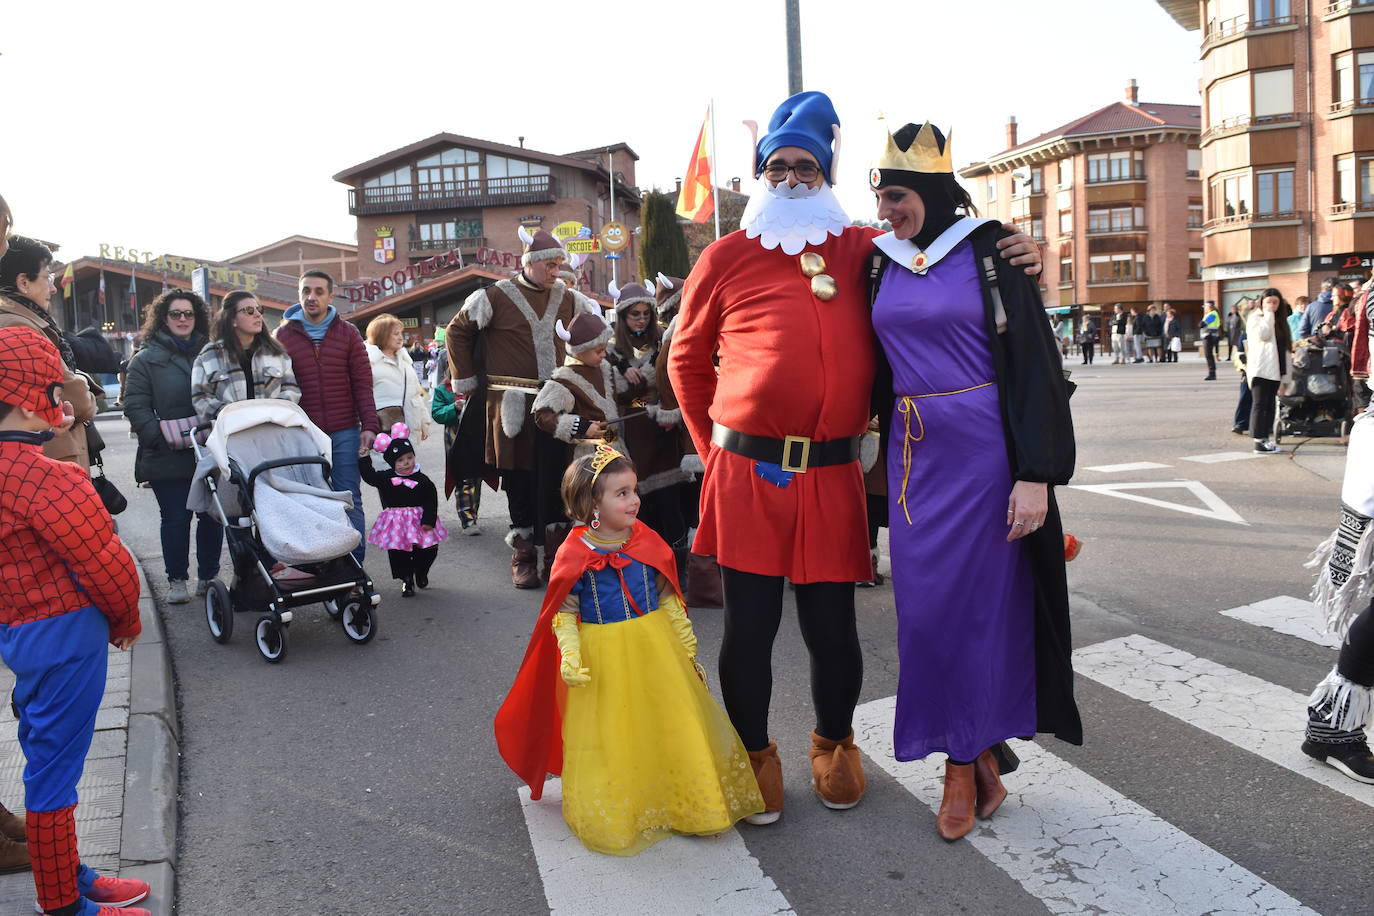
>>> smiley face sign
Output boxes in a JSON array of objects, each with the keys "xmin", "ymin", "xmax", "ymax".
[{"xmin": 600, "ymin": 221, "xmax": 628, "ymax": 252}]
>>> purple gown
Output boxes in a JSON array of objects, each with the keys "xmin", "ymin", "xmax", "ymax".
[{"xmin": 872, "ymin": 241, "xmax": 1037, "ymax": 763}]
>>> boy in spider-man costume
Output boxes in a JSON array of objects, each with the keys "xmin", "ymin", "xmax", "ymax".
[{"xmin": 0, "ymin": 327, "xmax": 152, "ymax": 915}]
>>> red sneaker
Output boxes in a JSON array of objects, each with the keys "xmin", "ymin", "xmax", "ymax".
[
  {"xmin": 35, "ymin": 902, "xmax": 151, "ymax": 915},
  {"xmin": 85, "ymin": 873, "xmax": 150, "ymax": 907}
]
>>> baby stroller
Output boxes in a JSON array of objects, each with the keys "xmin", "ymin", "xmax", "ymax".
[
  {"xmin": 189, "ymin": 400, "xmax": 379, "ymax": 662},
  {"xmin": 1278, "ymin": 340, "xmax": 1349, "ymax": 439}
]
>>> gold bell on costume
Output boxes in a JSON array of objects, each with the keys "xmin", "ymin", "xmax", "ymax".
[{"xmin": 799, "ymin": 251, "xmax": 837, "ymax": 301}]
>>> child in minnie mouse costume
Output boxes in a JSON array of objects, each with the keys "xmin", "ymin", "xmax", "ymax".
[
  {"xmin": 359, "ymin": 423, "xmax": 447, "ymax": 597},
  {"xmin": 0, "ymin": 326, "xmax": 151, "ymax": 915}
]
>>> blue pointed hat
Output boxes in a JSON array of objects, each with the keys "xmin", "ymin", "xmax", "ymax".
[{"xmin": 755, "ymin": 91, "xmax": 841, "ymax": 185}]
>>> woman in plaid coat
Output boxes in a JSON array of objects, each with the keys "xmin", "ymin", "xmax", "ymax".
[{"xmin": 191, "ymin": 290, "xmax": 300, "ymax": 424}]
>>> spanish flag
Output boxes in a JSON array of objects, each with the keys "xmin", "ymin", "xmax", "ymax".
[
  {"xmin": 60, "ymin": 263, "xmax": 75, "ymax": 299},
  {"xmin": 676, "ymin": 105, "xmax": 715, "ymax": 224}
]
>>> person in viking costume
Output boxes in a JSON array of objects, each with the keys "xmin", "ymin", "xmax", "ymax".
[
  {"xmin": 669, "ymin": 91, "xmax": 1042, "ymax": 824},
  {"xmin": 1303, "ymin": 409, "xmax": 1374, "ymax": 782},
  {"xmin": 446, "ymin": 227, "xmax": 601, "ymax": 588}
]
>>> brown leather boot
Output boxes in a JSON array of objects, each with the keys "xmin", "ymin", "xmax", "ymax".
[
  {"xmin": 0, "ymin": 803, "xmax": 24, "ymax": 842},
  {"xmin": 0, "ymin": 833, "xmax": 29, "ymax": 873},
  {"xmin": 541, "ymin": 524, "xmax": 571, "ymax": 582},
  {"xmin": 809, "ymin": 730, "xmax": 866, "ymax": 809},
  {"xmin": 508, "ymin": 531, "xmax": 540, "ymax": 589},
  {"xmin": 744, "ymin": 741, "xmax": 784, "ymax": 825},
  {"xmin": 936, "ymin": 761, "xmax": 976, "ymax": 841},
  {"xmin": 973, "ymin": 747, "xmax": 1008, "ymax": 819}
]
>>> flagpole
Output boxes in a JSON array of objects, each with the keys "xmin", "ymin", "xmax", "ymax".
[
  {"xmin": 710, "ymin": 100, "xmax": 721, "ymax": 241},
  {"xmin": 607, "ymin": 148, "xmax": 618, "ymax": 287}
]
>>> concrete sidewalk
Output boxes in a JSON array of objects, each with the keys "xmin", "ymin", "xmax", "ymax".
[{"xmin": 0, "ymin": 560, "xmax": 178, "ymax": 916}]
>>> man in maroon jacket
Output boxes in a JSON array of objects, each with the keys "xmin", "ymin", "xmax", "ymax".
[{"xmin": 275, "ymin": 270, "xmax": 379, "ymax": 559}]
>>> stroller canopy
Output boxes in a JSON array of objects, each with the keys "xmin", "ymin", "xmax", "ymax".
[{"xmin": 202, "ymin": 400, "xmax": 333, "ymax": 478}]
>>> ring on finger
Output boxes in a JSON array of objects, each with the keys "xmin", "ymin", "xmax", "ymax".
[{"xmin": 1014, "ymin": 521, "xmax": 1026, "ymax": 528}]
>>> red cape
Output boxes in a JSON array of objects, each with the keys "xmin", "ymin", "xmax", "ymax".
[{"xmin": 493, "ymin": 523, "xmax": 683, "ymax": 800}]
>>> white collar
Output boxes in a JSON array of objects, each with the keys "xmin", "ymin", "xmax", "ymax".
[{"xmin": 873, "ymin": 217, "xmax": 999, "ymax": 275}]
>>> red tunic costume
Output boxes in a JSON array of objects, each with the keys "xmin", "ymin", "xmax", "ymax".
[{"xmin": 669, "ymin": 226, "xmax": 879, "ymax": 584}]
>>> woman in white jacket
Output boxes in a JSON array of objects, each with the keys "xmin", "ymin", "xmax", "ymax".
[
  {"xmin": 1245, "ymin": 289, "xmax": 1292, "ymax": 453},
  {"xmin": 365, "ymin": 314, "xmax": 431, "ymax": 441}
]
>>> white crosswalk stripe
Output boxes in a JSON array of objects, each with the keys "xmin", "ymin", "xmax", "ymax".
[
  {"xmin": 1074, "ymin": 635, "xmax": 1374, "ymax": 807},
  {"xmin": 518, "ymin": 779, "xmax": 795, "ymax": 916},
  {"xmin": 1220, "ymin": 595, "xmax": 1339, "ymax": 648},
  {"xmin": 852, "ymin": 696, "xmax": 1315, "ymax": 915}
]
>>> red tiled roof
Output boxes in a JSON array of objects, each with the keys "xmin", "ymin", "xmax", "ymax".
[{"xmin": 1007, "ymin": 101, "xmax": 1200, "ymax": 155}]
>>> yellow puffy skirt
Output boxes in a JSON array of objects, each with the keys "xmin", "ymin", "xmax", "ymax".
[{"xmin": 561, "ymin": 608, "xmax": 764, "ymax": 856}]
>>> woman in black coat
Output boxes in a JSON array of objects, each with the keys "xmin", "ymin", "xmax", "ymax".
[{"xmin": 123, "ymin": 289, "xmax": 222, "ymax": 605}]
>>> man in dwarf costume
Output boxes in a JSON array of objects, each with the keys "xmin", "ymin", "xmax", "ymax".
[
  {"xmin": 669, "ymin": 90, "xmax": 1041, "ymax": 822},
  {"xmin": 446, "ymin": 228, "xmax": 601, "ymax": 588}
]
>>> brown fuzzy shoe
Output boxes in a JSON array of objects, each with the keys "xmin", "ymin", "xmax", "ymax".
[
  {"xmin": 973, "ymin": 748, "xmax": 1008, "ymax": 819},
  {"xmin": 809, "ymin": 730, "xmax": 866, "ymax": 809},
  {"xmin": 0, "ymin": 833, "xmax": 29, "ymax": 874},
  {"xmin": 0, "ymin": 803, "xmax": 24, "ymax": 842},
  {"xmin": 745, "ymin": 741, "xmax": 784, "ymax": 825},
  {"xmin": 936, "ymin": 761, "xmax": 976, "ymax": 841}
]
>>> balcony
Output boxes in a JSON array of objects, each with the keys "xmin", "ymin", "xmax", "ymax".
[
  {"xmin": 1085, "ymin": 171, "xmax": 1146, "ymax": 185},
  {"xmin": 1204, "ymin": 13, "xmax": 1296, "ymax": 47},
  {"xmin": 408, "ymin": 236, "xmax": 487, "ymax": 255},
  {"xmin": 348, "ymin": 175, "xmax": 558, "ymax": 216},
  {"xmin": 1087, "ymin": 224, "xmax": 1147, "ymax": 236},
  {"xmin": 1326, "ymin": 0, "xmax": 1374, "ymax": 18}
]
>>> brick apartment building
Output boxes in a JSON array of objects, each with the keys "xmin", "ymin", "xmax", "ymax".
[
  {"xmin": 960, "ymin": 84, "xmax": 1203, "ymax": 342},
  {"xmin": 1158, "ymin": 0, "xmax": 1374, "ymax": 312},
  {"xmin": 331, "ymin": 133, "xmax": 641, "ymax": 339},
  {"xmin": 227, "ymin": 236, "xmax": 361, "ymax": 285}
]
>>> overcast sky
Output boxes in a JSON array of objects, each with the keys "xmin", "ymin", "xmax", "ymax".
[{"xmin": 2, "ymin": 0, "xmax": 1201, "ymax": 264}]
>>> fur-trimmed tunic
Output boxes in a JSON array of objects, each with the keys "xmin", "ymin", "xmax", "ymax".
[
  {"xmin": 532, "ymin": 361, "xmax": 625, "ymax": 461},
  {"xmin": 445, "ymin": 277, "xmax": 596, "ymax": 472}
]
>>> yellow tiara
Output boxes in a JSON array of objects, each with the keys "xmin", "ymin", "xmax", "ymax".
[
  {"xmin": 874, "ymin": 121, "xmax": 953, "ymax": 175},
  {"xmin": 590, "ymin": 443, "xmax": 625, "ymax": 482}
]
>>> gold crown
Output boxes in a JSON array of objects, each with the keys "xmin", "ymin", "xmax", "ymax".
[
  {"xmin": 374, "ymin": 225, "xmax": 394, "ymax": 237},
  {"xmin": 874, "ymin": 122, "xmax": 953, "ymax": 175},
  {"xmin": 590, "ymin": 444, "xmax": 625, "ymax": 482}
]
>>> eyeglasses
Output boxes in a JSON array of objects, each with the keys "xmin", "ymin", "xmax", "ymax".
[
  {"xmin": 762, "ymin": 162, "xmax": 820, "ymax": 182},
  {"xmin": 167, "ymin": 309, "xmax": 195, "ymax": 320},
  {"xmin": 237, "ymin": 305, "xmax": 263, "ymax": 316}
]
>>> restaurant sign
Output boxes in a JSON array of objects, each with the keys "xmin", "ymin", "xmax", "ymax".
[{"xmin": 97, "ymin": 244, "xmax": 260, "ymax": 292}]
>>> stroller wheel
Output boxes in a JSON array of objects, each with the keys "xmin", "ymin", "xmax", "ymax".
[
  {"xmin": 255, "ymin": 616, "xmax": 288, "ymax": 663},
  {"xmin": 323, "ymin": 598, "xmax": 342, "ymax": 620},
  {"xmin": 206, "ymin": 580, "xmax": 233, "ymax": 644},
  {"xmin": 340, "ymin": 599, "xmax": 377, "ymax": 645}
]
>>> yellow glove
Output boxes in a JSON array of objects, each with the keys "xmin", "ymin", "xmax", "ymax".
[
  {"xmin": 551, "ymin": 612, "xmax": 591, "ymax": 686},
  {"xmin": 659, "ymin": 592, "xmax": 697, "ymax": 659}
]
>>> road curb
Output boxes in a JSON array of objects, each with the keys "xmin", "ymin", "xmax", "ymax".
[{"xmin": 121, "ymin": 560, "xmax": 178, "ymax": 916}]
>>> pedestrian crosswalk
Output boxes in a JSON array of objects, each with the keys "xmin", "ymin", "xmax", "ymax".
[{"xmin": 516, "ymin": 596, "xmax": 1357, "ymax": 915}]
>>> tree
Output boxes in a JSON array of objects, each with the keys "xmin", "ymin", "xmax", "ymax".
[
  {"xmin": 637, "ymin": 191, "xmax": 691, "ymax": 282},
  {"xmin": 680, "ymin": 186, "xmax": 749, "ymax": 267}
]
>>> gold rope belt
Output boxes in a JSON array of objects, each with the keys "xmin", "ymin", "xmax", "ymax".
[
  {"xmin": 896, "ymin": 381, "xmax": 995, "ymax": 525},
  {"xmin": 487, "ymin": 374, "xmax": 541, "ymax": 392}
]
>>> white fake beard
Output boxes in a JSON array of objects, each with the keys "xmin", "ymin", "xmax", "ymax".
[{"xmin": 740, "ymin": 180, "xmax": 851, "ymax": 256}]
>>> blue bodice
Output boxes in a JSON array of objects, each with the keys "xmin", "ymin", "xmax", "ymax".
[{"xmin": 572, "ymin": 550, "xmax": 661, "ymax": 624}]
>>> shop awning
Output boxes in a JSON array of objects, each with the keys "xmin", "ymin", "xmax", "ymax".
[{"xmin": 1044, "ymin": 306, "xmax": 1073, "ymax": 315}]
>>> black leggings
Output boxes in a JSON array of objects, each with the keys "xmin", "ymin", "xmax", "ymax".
[
  {"xmin": 1339, "ymin": 598, "xmax": 1374, "ymax": 687},
  {"xmin": 718, "ymin": 566, "xmax": 863, "ymax": 751},
  {"xmin": 1250, "ymin": 377, "xmax": 1280, "ymax": 439}
]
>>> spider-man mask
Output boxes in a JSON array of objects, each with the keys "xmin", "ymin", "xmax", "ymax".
[{"xmin": 0, "ymin": 327, "xmax": 67, "ymax": 427}]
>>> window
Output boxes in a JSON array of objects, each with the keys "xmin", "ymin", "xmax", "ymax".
[
  {"xmin": 1206, "ymin": 0, "xmax": 1248, "ymax": 35},
  {"xmin": 418, "ymin": 218, "xmax": 483, "ymax": 245},
  {"xmin": 363, "ymin": 165, "xmax": 412, "ymax": 190},
  {"xmin": 1087, "ymin": 205, "xmax": 1145, "ymax": 233},
  {"xmin": 1361, "ymin": 157, "xmax": 1374, "ymax": 206},
  {"xmin": 1058, "ymin": 159, "xmax": 1073, "ymax": 188},
  {"xmin": 1189, "ymin": 251, "xmax": 1203, "ymax": 280},
  {"xmin": 1210, "ymin": 172, "xmax": 1252, "ymax": 219},
  {"xmin": 486, "ymin": 156, "xmax": 552, "ymax": 180},
  {"xmin": 1187, "ymin": 149, "xmax": 1202, "ymax": 178},
  {"xmin": 1255, "ymin": 168, "xmax": 1294, "ymax": 216},
  {"xmin": 1089, "ymin": 254, "xmax": 1147, "ymax": 283},
  {"xmin": 1087, "ymin": 150, "xmax": 1143, "ymax": 182},
  {"xmin": 1059, "ymin": 258, "xmax": 1074, "ymax": 284},
  {"xmin": 1188, "ymin": 202, "xmax": 1204, "ymax": 228},
  {"xmin": 416, "ymin": 148, "xmax": 480, "ymax": 186},
  {"xmin": 1030, "ymin": 217, "xmax": 1044, "ymax": 241},
  {"xmin": 986, "ymin": 179, "xmax": 997, "ymax": 203},
  {"xmin": 1338, "ymin": 155, "xmax": 1355, "ymax": 204},
  {"xmin": 1253, "ymin": 69, "xmax": 1294, "ymax": 120},
  {"xmin": 1253, "ymin": 0, "xmax": 1290, "ymax": 26},
  {"xmin": 1056, "ymin": 189, "xmax": 1072, "ymax": 210},
  {"xmin": 1059, "ymin": 211, "xmax": 1073, "ymax": 235},
  {"xmin": 1029, "ymin": 169, "xmax": 1042, "ymax": 194},
  {"xmin": 1208, "ymin": 74, "xmax": 1250, "ymax": 128}
]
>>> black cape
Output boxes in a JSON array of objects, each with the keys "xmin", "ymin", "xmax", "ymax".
[{"xmin": 869, "ymin": 223, "xmax": 1083, "ymax": 746}]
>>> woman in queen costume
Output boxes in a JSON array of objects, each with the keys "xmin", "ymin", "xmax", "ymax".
[
  {"xmin": 867, "ymin": 121, "xmax": 1082, "ymax": 841},
  {"xmin": 494, "ymin": 445, "xmax": 762, "ymax": 855}
]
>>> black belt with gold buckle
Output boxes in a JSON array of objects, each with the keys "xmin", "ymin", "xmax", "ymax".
[{"xmin": 710, "ymin": 422, "xmax": 860, "ymax": 474}]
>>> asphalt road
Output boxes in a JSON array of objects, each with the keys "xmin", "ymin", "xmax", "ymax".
[{"xmin": 95, "ymin": 352, "xmax": 1366, "ymax": 915}]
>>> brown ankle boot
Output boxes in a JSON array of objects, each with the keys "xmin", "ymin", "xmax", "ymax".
[
  {"xmin": 809, "ymin": 730, "xmax": 866, "ymax": 809},
  {"xmin": 0, "ymin": 833, "xmax": 29, "ymax": 874},
  {"xmin": 541, "ymin": 524, "xmax": 571, "ymax": 582},
  {"xmin": 936, "ymin": 761, "xmax": 976, "ymax": 841},
  {"xmin": 508, "ymin": 531, "xmax": 540, "ymax": 589},
  {"xmin": 973, "ymin": 748, "xmax": 1008, "ymax": 819},
  {"xmin": 744, "ymin": 741, "xmax": 784, "ymax": 825},
  {"xmin": 0, "ymin": 803, "xmax": 24, "ymax": 842}
]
